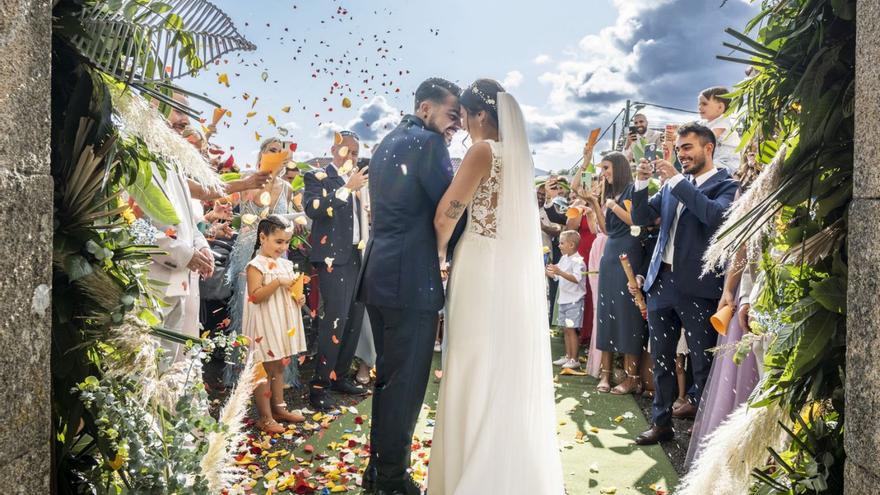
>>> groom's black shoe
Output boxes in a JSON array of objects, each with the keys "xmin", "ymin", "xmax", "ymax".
[
  {"xmin": 375, "ymin": 477, "xmax": 422, "ymax": 495},
  {"xmin": 330, "ymin": 377, "xmax": 369, "ymax": 396},
  {"xmin": 308, "ymin": 386, "xmax": 338, "ymax": 412},
  {"xmin": 361, "ymin": 464, "xmax": 378, "ymax": 492}
]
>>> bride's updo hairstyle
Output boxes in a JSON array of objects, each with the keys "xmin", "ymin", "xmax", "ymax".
[{"xmin": 460, "ymin": 79, "xmax": 505, "ymax": 129}]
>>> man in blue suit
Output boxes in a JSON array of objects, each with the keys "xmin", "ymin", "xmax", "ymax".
[
  {"xmin": 356, "ymin": 77, "xmax": 463, "ymax": 495},
  {"xmin": 631, "ymin": 122, "xmax": 738, "ymax": 445},
  {"xmin": 303, "ymin": 130, "xmax": 370, "ymax": 411}
]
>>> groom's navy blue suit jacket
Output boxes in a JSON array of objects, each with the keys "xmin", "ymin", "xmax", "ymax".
[{"xmin": 357, "ymin": 115, "xmax": 458, "ymax": 312}]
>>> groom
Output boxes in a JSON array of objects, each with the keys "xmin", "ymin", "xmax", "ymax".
[{"xmin": 356, "ymin": 77, "xmax": 463, "ymax": 495}]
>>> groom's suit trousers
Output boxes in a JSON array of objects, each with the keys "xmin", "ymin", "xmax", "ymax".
[{"xmin": 366, "ymin": 304, "xmax": 437, "ymax": 482}]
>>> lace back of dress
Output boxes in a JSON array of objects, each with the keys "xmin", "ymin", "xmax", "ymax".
[{"xmin": 468, "ymin": 140, "xmax": 503, "ymax": 238}]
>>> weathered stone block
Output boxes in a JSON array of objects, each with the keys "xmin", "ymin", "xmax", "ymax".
[
  {"xmin": 846, "ymin": 199, "xmax": 880, "ymax": 476},
  {"xmin": 854, "ymin": 0, "xmax": 880, "ymax": 199},
  {"xmin": 0, "ymin": 448, "xmax": 51, "ymax": 494},
  {"xmin": 845, "ymin": 460, "xmax": 880, "ymax": 495},
  {"xmin": 0, "ymin": 0, "xmax": 51, "ymax": 176},
  {"xmin": 0, "ymin": 171, "xmax": 52, "ymax": 479}
]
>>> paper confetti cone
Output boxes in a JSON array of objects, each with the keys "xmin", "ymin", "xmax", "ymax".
[
  {"xmin": 212, "ymin": 107, "xmax": 226, "ymax": 126},
  {"xmin": 710, "ymin": 305, "xmax": 733, "ymax": 336},
  {"xmin": 259, "ymin": 150, "xmax": 291, "ymax": 174}
]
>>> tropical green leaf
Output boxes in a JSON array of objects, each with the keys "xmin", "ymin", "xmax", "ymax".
[
  {"xmin": 220, "ymin": 172, "xmax": 241, "ymax": 182},
  {"xmin": 778, "ymin": 310, "xmax": 838, "ymax": 384},
  {"xmin": 59, "ymin": 0, "xmax": 256, "ymax": 84},
  {"xmin": 810, "ymin": 276, "xmax": 846, "ymax": 314},
  {"xmin": 124, "ymin": 162, "xmax": 180, "ymax": 226}
]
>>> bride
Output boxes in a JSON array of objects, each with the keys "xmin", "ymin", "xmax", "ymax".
[{"xmin": 430, "ymin": 79, "xmax": 565, "ymax": 494}]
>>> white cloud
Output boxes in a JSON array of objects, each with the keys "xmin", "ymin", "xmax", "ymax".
[
  {"xmin": 524, "ymin": 0, "xmax": 757, "ymax": 171},
  {"xmin": 319, "ymin": 96, "xmax": 402, "ymax": 148},
  {"xmin": 502, "ymin": 70, "xmax": 524, "ymax": 89}
]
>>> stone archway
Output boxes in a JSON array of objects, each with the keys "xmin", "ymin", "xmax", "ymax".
[
  {"xmin": 0, "ymin": 0, "xmax": 52, "ymax": 492},
  {"xmin": 846, "ymin": 0, "xmax": 880, "ymax": 491}
]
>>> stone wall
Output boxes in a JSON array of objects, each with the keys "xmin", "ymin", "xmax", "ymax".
[
  {"xmin": 0, "ymin": 0, "xmax": 53, "ymax": 492},
  {"xmin": 847, "ymin": 0, "xmax": 880, "ymax": 491}
]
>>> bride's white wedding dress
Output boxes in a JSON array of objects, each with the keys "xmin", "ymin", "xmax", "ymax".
[{"xmin": 428, "ymin": 93, "xmax": 565, "ymax": 495}]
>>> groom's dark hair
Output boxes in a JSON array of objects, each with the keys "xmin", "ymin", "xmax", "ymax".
[{"xmin": 414, "ymin": 78, "xmax": 461, "ymax": 111}]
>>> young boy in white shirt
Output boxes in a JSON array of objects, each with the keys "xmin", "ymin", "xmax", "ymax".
[{"xmin": 545, "ymin": 230, "xmax": 587, "ymax": 370}]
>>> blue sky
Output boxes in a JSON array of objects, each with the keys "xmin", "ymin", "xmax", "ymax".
[{"xmin": 180, "ymin": 0, "xmax": 758, "ymax": 172}]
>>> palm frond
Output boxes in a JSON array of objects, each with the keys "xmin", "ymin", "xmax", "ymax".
[{"xmin": 62, "ymin": 0, "xmax": 255, "ymax": 84}]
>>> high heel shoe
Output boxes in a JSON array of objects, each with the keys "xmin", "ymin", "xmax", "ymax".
[
  {"xmin": 596, "ymin": 368, "xmax": 612, "ymax": 393},
  {"xmin": 610, "ymin": 373, "xmax": 643, "ymax": 395}
]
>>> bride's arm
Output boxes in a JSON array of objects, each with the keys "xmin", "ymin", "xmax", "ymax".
[{"xmin": 433, "ymin": 142, "xmax": 493, "ymax": 261}]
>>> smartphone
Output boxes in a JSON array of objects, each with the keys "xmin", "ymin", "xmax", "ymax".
[
  {"xmin": 643, "ymin": 143, "xmax": 658, "ymax": 161},
  {"xmin": 357, "ymin": 157, "xmax": 370, "ymax": 174},
  {"xmin": 628, "ymin": 125, "xmax": 639, "ymax": 135}
]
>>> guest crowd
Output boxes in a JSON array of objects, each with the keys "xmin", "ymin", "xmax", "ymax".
[
  {"xmin": 541, "ymin": 85, "xmax": 762, "ymax": 464},
  {"xmin": 131, "ymin": 83, "xmax": 760, "ymax": 470}
]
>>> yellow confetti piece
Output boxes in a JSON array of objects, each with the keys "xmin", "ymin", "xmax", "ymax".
[
  {"xmin": 288, "ymin": 327, "xmax": 297, "ymax": 336},
  {"xmin": 312, "ymin": 412, "xmax": 324, "ymax": 422},
  {"xmin": 334, "ymin": 132, "xmax": 343, "ymax": 145},
  {"xmin": 247, "ymin": 111, "xmax": 257, "ymax": 118},
  {"xmin": 338, "ymin": 146, "xmax": 350, "ymax": 158},
  {"xmin": 282, "ymin": 106, "xmax": 291, "ymax": 113},
  {"xmin": 590, "ymin": 426, "xmax": 599, "ymax": 433},
  {"xmin": 255, "ymin": 131, "xmax": 261, "ymax": 141},
  {"xmin": 326, "ymin": 207, "xmax": 334, "ymax": 217},
  {"xmin": 218, "ymin": 73, "xmax": 229, "ymax": 86},
  {"xmin": 315, "ymin": 171, "xmax": 328, "ymax": 181},
  {"xmin": 259, "ymin": 191, "xmax": 272, "ymax": 206},
  {"xmin": 613, "ymin": 415, "xmax": 624, "ymax": 423},
  {"xmin": 294, "ymin": 216, "xmax": 308, "ymax": 226},
  {"xmin": 312, "ymin": 199, "xmax": 321, "ymax": 210},
  {"xmin": 342, "ymin": 97, "xmax": 352, "ymax": 108},
  {"xmin": 268, "ymin": 115, "xmax": 277, "ymax": 126},
  {"xmin": 241, "ymin": 213, "xmax": 258, "ymax": 225},
  {"xmin": 260, "ymin": 208, "xmax": 270, "ymax": 219},
  {"xmin": 267, "ymin": 458, "xmax": 279, "ymax": 469},
  {"xmin": 357, "ymin": 240, "xmax": 366, "ymax": 250}
]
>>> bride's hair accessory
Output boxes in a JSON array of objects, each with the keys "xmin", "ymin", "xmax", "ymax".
[
  {"xmin": 460, "ymin": 79, "xmax": 505, "ymax": 127},
  {"xmin": 470, "ymin": 85, "xmax": 496, "ymax": 109}
]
